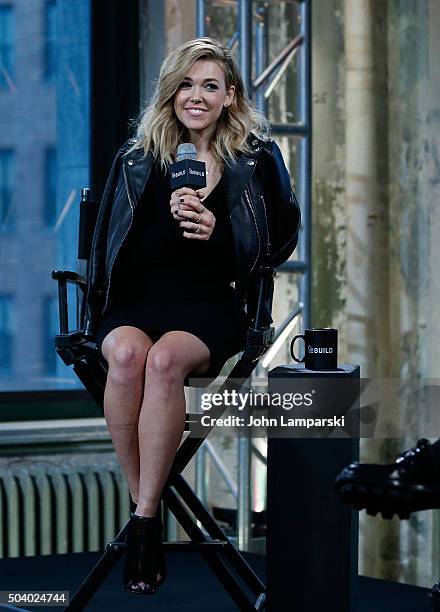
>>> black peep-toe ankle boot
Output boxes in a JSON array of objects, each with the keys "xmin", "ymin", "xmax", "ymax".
[{"xmin": 122, "ymin": 512, "xmax": 167, "ymax": 595}]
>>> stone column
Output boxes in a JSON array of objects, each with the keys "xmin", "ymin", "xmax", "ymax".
[
  {"xmin": 344, "ymin": 0, "xmax": 390, "ymax": 379},
  {"xmin": 311, "ymin": 0, "xmax": 347, "ymax": 350},
  {"xmin": 385, "ymin": 0, "xmax": 440, "ymax": 586}
]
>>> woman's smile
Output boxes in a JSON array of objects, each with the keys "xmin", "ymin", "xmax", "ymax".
[{"xmin": 185, "ymin": 107, "xmax": 208, "ymax": 116}]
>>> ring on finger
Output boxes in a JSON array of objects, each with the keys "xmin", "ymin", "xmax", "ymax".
[
  {"xmin": 195, "ymin": 226, "xmax": 201, "ymax": 234},
  {"xmin": 200, "ymin": 206, "xmax": 205, "ymax": 214}
]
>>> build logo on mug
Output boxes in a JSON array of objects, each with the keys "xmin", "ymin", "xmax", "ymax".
[{"xmin": 290, "ymin": 328, "xmax": 338, "ymax": 370}]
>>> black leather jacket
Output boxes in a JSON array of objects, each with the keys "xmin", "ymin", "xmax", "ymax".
[{"xmin": 83, "ymin": 134, "xmax": 301, "ymax": 338}]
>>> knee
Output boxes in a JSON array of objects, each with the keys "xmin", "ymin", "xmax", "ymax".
[
  {"xmin": 145, "ymin": 346, "xmax": 184, "ymax": 384},
  {"xmin": 107, "ymin": 342, "xmax": 147, "ymax": 382}
]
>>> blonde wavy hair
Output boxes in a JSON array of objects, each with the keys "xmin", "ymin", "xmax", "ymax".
[{"xmin": 127, "ymin": 37, "xmax": 270, "ymax": 169}]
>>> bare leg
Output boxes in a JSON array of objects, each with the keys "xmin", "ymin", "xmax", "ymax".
[
  {"xmin": 135, "ymin": 330, "xmax": 211, "ymax": 518},
  {"xmin": 132, "ymin": 331, "xmax": 210, "ymax": 590},
  {"xmin": 101, "ymin": 326, "xmax": 155, "ymax": 505}
]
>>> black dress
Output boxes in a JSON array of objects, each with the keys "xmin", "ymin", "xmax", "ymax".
[{"xmin": 95, "ymin": 160, "xmax": 249, "ymax": 381}]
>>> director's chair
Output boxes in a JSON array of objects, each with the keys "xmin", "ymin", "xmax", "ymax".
[{"xmin": 51, "ymin": 188, "xmax": 276, "ymax": 611}]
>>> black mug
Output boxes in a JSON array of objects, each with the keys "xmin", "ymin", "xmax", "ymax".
[{"xmin": 290, "ymin": 328, "xmax": 338, "ymax": 370}]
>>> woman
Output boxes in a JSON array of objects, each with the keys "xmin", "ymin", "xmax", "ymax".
[{"xmin": 84, "ymin": 37, "xmax": 301, "ymax": 595}]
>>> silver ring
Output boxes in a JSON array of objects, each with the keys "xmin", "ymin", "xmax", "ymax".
[
  {"xmin": 195, "ymin": 226, "xmax": 201, "ymax": 234},
  {"xmin": 200, "ymin": 206, "xmax": 205, "ymax": 214}
]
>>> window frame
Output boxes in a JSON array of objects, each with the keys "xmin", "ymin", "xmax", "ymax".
[
  {"xmin": 0, "ymin": 293, "xmax": 14, "ymax": 375},
  {"xmin": 0, "ymin": 389, "xmax": 102, "ymax": 422},
  {"xmin": 0, "ymin": 148, "xmax": 15, "ymax": 231},
  {"xmin": 43, "ymin": 0, "xmax": 57, "ymax": 82},
  {"xmin": 43, "ymin": 145, "xmax": 57, "ymax": 227},
  {"xmin": 0, "ymin": 4, "xmax": 14, "ymax": 89}
]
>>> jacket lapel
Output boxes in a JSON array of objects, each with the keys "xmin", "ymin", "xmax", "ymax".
[
  {"xmin": 223, "ymin": 155, "xmax": 257, "ymax": 215},
  {"xmin": 123, "ymin": 149, "xmax": 154, "ymax": 209}
]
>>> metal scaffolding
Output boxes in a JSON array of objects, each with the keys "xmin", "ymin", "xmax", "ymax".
[{"xmin": 193, "ymin": 0, "xmax": 312, "ymax": 552}]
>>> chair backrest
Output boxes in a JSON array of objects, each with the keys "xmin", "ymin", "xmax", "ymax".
[
  {"xmin": 78, "ymin": 188, "xmax": 100, "ymax": 261},
  {"xmin": 77, "ymin": 188, "xmax": 100, "ymax": 331}
]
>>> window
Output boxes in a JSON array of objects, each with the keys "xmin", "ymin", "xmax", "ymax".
[
  {"xmin": 44, "ymin": 146, "xmax": 57, "ymax": 226},
  {"xmin": 0, "ymin": 5, "xmax": 13, "ymax": 89},
  {"xmin": 0, "ymin": 149, "xmax": 14, "ymax": 230},
  {"xmin": 0, "ymin": 1, "xmax": 96, "ymax": 392},
  {"xmin": 43, "ymin": 1, "xmax": 57, "ymax": 81},
  {"xmin": 0, "ymin": 295, "xmax": 13, "ymax": 373}
]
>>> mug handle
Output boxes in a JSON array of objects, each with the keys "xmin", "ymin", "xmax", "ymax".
[{"xmin": 290, "ymin": 334, "xmax": 305, "ymax": 363}]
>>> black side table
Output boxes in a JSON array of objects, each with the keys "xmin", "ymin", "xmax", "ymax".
[{"xmin": 266, "ymin": 364, "xmax": 360, "ymax": 612}]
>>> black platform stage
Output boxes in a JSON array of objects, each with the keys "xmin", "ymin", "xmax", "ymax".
[{"xmin": 0, "ymin": 551, "xmax": 431, "ymax": 611}]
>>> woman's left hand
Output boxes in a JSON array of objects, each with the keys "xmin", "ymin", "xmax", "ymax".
[{"xmin": 170, "ymin": 189, "xmax": 216, "ymax": 240}]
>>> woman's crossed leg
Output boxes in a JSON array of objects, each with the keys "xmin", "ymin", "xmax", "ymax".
[{"xmin": 136, "ymin": 329, "xmax": 210, "ymax": 517}]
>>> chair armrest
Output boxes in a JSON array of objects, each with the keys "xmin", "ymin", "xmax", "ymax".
[
  {"xmin": 246, "ymin": 327, "xmax": 275, "ymax": 351},
  {"xmin": 51, "ymin": 270, "xmax": 87, "ymax": 286},
  {"xmin": 247, "ymin": 265, "xmax": 276, "ymax": 331},
  {"xmin": 51, "ymin": 269, "xmax": 87, "ymax": 335},
  {"xmin": 241, "ymin": 266, "xmax": 276, "ymax": 355}
]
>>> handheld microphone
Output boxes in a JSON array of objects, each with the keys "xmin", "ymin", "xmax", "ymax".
[{"xmin": 169, "ymin": 143, "xmax": 207, "ymax": 191}]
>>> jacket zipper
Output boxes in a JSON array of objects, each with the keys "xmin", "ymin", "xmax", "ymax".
[
  {"xmin": 259, "ymin": 193, "xmax": 271, "ymax": 259},
  {"xmin": 244, "ymin": 188, "xmax": 260, "ymax": 276},
  {"xmin": 103, "ymin": 162, "xmax": 135, "ymax": 312}
]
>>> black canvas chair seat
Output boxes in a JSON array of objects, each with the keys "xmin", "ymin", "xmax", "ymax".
[{"xmin": 50, "ymin": 189, "xmax": 276, "ymax": 611}]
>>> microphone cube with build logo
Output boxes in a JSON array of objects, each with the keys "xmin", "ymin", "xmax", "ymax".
[{"xmin": 169, "ymin": 159, "xmax": 207, "ymax": 191}]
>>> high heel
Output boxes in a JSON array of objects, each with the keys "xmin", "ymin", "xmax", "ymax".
[{"xmin": 122, "ymin": 512, "xmax": 167, "ymax": 595}]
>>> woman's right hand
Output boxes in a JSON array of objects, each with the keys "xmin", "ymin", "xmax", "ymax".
[
  {"xmin": 169, "ymin": 187, "xmax": 201, "ymax": 220},
  {"xmin": 169, "ymin": 187, "xmax": 216, "ymax": 240}
]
